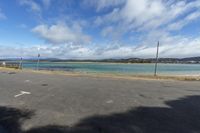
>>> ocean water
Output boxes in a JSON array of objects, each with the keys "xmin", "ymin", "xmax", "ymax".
[{"xmin": 21, "ymin": 62, "xmax": 200, "ymax": 76}]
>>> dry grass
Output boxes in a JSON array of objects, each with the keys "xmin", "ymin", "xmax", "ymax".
[{"xmin": 0, "ymin": 67, "xmax": 200, "ymax": 81}]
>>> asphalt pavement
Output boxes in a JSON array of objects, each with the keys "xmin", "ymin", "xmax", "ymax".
[{"xmin": 0, "ymin": 70, "xmax": 200, "ymax": 133}]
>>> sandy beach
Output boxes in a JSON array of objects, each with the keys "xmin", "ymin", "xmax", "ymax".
[{"xmin": 0, "ymin": 68, "xmax": 200, "ymax": 133}]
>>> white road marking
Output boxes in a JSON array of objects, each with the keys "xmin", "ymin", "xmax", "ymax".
[
  {"xmin": 106, "ymin": 100, "xmax": 113, "ymax": 104},
  {"xmin": 15, "ymin": 91, "xmax": 31, "ymax": 98}
]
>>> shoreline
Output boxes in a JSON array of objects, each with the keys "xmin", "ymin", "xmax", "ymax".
[
  {"xmin": 0, "ymin": 67, "xmax": 200, "ymax": 81},
  {"xmin": 6, "ymin": 60, "xmax": 200, "ymax": 65}
]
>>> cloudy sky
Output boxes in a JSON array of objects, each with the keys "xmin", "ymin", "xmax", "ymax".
[{"xmin": 0, "ymin": 0, "xmax": 200, "ymax": 59}]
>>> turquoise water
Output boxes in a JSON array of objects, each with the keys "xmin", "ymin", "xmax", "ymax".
[{"xmin": 21, "ymin": 62, "xmax": 200, "ymax": 76}]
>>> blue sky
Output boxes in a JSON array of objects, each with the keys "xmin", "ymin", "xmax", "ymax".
[{"xmin": 0, "ymin": 0, "xmax": 200, "ymax": 59}]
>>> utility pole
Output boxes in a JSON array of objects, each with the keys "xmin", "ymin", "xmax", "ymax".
[
  {"xmin": 37, "ymin": 46, "xmax": 40, "ymax": 71},
  {"xmin": 17, "ymin": 42, "xmax": 24, "ymax": 70},
  {"xmin": 37, "ymin": 53, "xmax": 40, "ymax": 71},
  {"xmin": 19, "ymin": 57, "xmax": 23, "ymax": 69},
  {"xmin": 20, "ymin": 45, "xmax": 23, "ymax": 70},
  {"xmin": 154, "ymin": 41, "xmax": 159, "ymax": 76}
]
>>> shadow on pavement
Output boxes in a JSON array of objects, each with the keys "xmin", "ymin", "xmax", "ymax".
[
  {"xmin": 0, "ymin": 106, "xmax": 34, "ymax": 133},
  {"xmin": 1, "ymin": 95, "xmax": 200, "ymax": 133}
]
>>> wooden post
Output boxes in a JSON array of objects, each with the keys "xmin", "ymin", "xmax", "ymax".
[{"xmin": 154, "ymin": 41, "xmax": 159, "ymax": 76}]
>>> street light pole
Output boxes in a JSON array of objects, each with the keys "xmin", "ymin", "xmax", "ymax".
[
  {"xmin": 37, "ymin": 53, "xmax": 40, "ymax": 71},
  {"xmin": 20, "ymin": 45, "xmax": 23, "ymax": 70},
  {"xmin": 154, "ymin": 41, "xmax": 160, "ymax": 76},
  {"xmin": 17, "ymin": 42, "xmax": 24, "ymax": 70},
  {"xmin": 19, "ymin": 57, "xmax": 23, "ymax": 69}
]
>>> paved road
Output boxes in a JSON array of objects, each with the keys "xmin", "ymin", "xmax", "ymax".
[{"xmin": 0, "ymin": 70, "xmax": 200, "ymax": 133}]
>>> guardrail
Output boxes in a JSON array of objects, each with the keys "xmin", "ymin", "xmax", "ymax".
[{"xmin": 0, "ymin": 62, "xmax": 21, "ymax": 69}]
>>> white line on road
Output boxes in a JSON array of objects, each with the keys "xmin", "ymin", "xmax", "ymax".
[
  {"xmin": 14, "ymin": 91, "xmax": 31, "ymax": 98},
  {"xmin": 24, "ymin": 80, "xmax": 30, "ymax": 82},
  {"xmin": 106, "ymin": 100, "xmax": 114, "ymax": 104}
]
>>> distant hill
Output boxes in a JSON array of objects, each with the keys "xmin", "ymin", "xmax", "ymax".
[
  {"xmin": 0, "ymin": 57, "xmax": 200, "ymax": 64},
  {"xmin": 98, "ymin": 57, "xmax": 200, "ymax": 64}
]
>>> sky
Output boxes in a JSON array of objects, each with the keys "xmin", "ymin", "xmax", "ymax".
[{"xmin": 0, "ymin": 0, "xmax": 200, "ymax": 59}]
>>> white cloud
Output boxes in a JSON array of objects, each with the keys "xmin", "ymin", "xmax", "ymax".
[
  {"xmin": 19, "ymin": 24, "xmax": 28, "ymax": 29},
  {"xmin": 6, "ymin": 0, "xmax": 199, "ymax": 59},
  {"xmin": 19, "ymin": 0, "xmax": 41, "ymax": 12},
  {"xmin": 32, "ymin": 22, "xmax": 91, "ymax": 44},
  {"xmin": 42, "ymin": 0, "xmax": 51, "ymax": 9},
  {"xmin": 101, "ymin": 26, "xmax": 113, "ymax": 37},
  {"xmin": 1, "ymin": 34, "xmax": 200, "ymax": 59},
  {"xmin": 88, "ymin": 0, "xmax": 200, "ymax": 58},
  {"xmin": 0, "ymin": 9, "xmax": 6, "ymax": 20},
  {"xmin": 121, "ymin": 0, "xmax": 164, "ymax": 24},
  {"xmin": 83, "ymin": 0, "xmax": 125, "ymax": 12},
  {"xmin": 167, "ymin": 11, "xmax": 200, "ymax": 31},
  {"xmin": 94, "ymin": 0, "xmax": 200, "ymax": 33}
]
